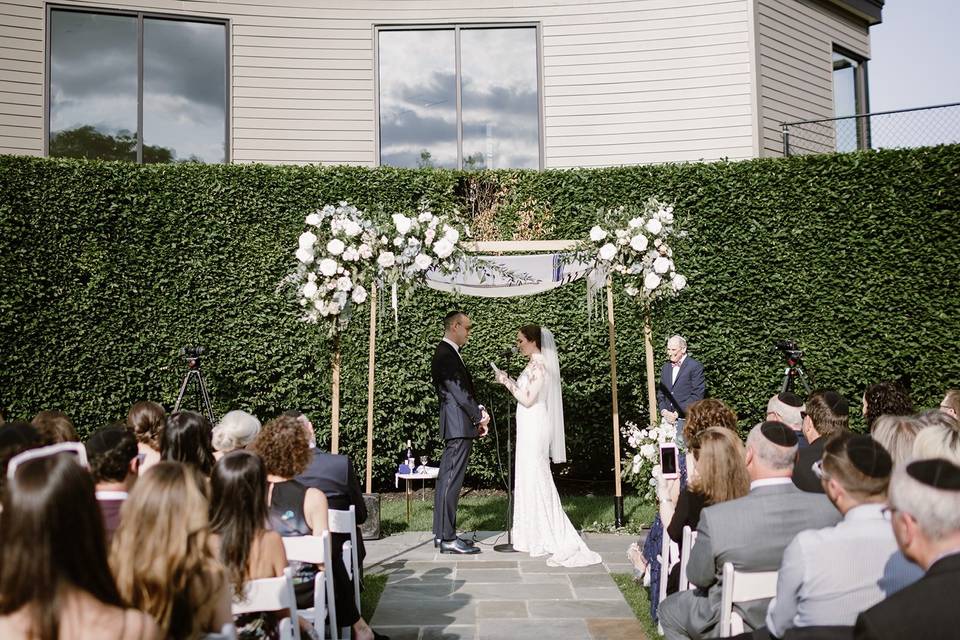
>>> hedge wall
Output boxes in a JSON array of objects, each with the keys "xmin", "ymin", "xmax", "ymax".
[{"xmin": 1, "ymin": 146, "xmax": 958, "ymax": 489}]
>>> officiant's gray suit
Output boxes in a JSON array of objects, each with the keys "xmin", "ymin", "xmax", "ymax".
[{"xmin": 658, "ymin": 481, "xmax": 841, "ymax": 640}]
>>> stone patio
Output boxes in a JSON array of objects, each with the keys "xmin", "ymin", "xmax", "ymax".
[{"xmin": 365, "ymin": 531, "xmax": 647, "ymax": 640}]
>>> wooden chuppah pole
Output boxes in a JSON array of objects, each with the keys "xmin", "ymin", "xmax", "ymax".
[
  {"xmin": 644, "ymin": 299, "xmax": 658, "ymax": 427},
  {"xmin": 330, "ymin": 334, "xmax": 341, "ymax": 454},
  {"xmin": 605, "ymin": 277, "xmax": 626, "ymax": 528},
  {"xmin": 365, "ymin": 281, "xmax": 377, "ymax": 494}
]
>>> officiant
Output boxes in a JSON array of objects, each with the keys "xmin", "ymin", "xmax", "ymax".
[{"xmin": 656, "ymin": 335, "xmax": 706, "ymax": 426}]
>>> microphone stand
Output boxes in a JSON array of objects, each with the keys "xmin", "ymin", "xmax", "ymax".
[{"xmin": 495, "ymin": 355, "xmax": 519, "ymax": 553}]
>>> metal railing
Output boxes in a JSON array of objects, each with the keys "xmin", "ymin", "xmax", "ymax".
[{"xmin": 781, "ymin": 102, "xmax": 960, "ymax": 156}]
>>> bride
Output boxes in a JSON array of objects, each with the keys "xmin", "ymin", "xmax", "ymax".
[{"xmin": 494, "ymin": 324, "xmax": 602, "ymax": 567}]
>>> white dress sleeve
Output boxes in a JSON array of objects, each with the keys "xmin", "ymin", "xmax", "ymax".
[{"xmin": 505, "ymin": 360, "xmax": 546, "ymax": 408}]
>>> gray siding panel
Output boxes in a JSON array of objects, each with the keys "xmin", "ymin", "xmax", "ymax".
[{"xmin": 756, "ymin": 0, "xmax": 870, "ymax": 156}]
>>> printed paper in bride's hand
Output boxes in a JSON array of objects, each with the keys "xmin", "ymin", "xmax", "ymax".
[{"xmin": 490, "ymin": 362, "xmax": 508, "ymax": 384}]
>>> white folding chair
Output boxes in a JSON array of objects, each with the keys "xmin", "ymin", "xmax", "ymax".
[
  {"xmin": 657, "ymin": 528, "xmax": 680, "ymax": 606},
  {"xmin": 328, "ymin": 506, "xmax": 362, "ymax": 613},
  {"xmin": 203, "ymin": 623, "xmax": 238, "ymax": 640},
  {"xmin": 232, "ymin": 566, "xmax": 300, "ymax": 640},
  {"xmin": 719, "ymin": 562, "xmax": 779, "ymax": 637},
  {"xmin": 6, "ymin": 442, "xmax": 88, "ymax": 479},
  {"xmin": 282, "ymin": 531, "xmax": 339, "ymax": 640},
  {"xmin": 678, "ymin": 526, "xmax": 698, "ymax": 591}
]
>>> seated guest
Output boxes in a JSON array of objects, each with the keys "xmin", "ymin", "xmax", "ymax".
[
  {"xmin": 85, "ymin": 425, "xmax": 140, "ymax": 542},
  {"xmin": 916, "ymin": 408, "xmax": 958, "ymax": 431},
  {"xmin": 854, "ymin": 459, "xmax": 960, "ymax": 639},
  {"xmin": 127, "ymin": 400, "xmax": 165, "ymax": 472},
  {"xmin": 253, "ymin": 415, "xmax": 387, "ymax": 640},
  {"xmin": 793, "ymin": 390, "xmax": 850, "ymax": 493},
  {"xmin": 658, "ymin": 422, "xmax": 841, "ymax": 640},
  {"xmin": 663, "ymin": 427, "xmax": 750, "ymax": 593},
  {"xmin": 863, "ymin": 382, "xmax": 912, "ymax": 432},
  {"xmin": 161, "ymin": 410, "xmax": 216, "ymax": 475},
  {"xmin": 871, "ymin": 415, "xmax": 923, "ymax": 466},
  {"xmin": 912, "ymin": 423, "xmax": 960, "ymax": 464},
  {"xmin": 111, "ymin": 462, "xmax": 231, "ymax": 639},
  {"xmin": 0, "ymin": 421, "xmax": 41, "ymax": 490},
  {"xmin": 939, "ymin": 389, "xmax": 959, "ymax": 420},
  {"xmin": 765, "ymin": 435, "xmax": 922, "ymax": 639},
  {"xmin": 0, "ymin": 452, "xmax": 160, "ymax": 639},
  {"xmin": 209, "ymin": 450, "xmax": 291, "ymax": 637},
  {"xmin": 767, "ymin": 392, "xmax": 807, "ymax": 447},
  {"xmin": 212, "ymin": 410, "xmax": 261, "ymax": 459},
  {"xmin": 631, "ymin": 398, "xmax": 739, "ymax": 621},
  {"xmin": 31, "ymin": 409, "xmax": 78, "ymax": 445},
  {"xmin": 290, "ymin": 410, "xmax": 368, "ymax": 580}
]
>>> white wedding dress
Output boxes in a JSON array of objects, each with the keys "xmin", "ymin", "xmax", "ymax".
[{"xmin": 505, "ymin": 348, "xmax": 602, "ymax": 567}]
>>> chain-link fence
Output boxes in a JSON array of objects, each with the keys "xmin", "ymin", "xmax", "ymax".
[{"xmin": 781, "ymin": 102, "xmax": 960, "ymax": 156}]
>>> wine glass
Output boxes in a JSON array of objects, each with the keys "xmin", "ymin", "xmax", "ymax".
[{"xmin": 419, "ymin": 455, "xmax": 428, "ymax": 473}]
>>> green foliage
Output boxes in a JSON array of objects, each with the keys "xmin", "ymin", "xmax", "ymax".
[
  {"xmin": 1, "ymin": 147, "xmax": 958, "ymax": 491},
  {"xmin": 611, "ymin": 573, "xmax": 660, "ymax": 638}
]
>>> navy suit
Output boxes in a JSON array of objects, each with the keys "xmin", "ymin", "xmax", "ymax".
[
  {"xmin": 656, "ymin": 356, "xmax": 706, "ymax": 416},
  {"xmin": 431, "ymin": 340, "xmax": 483, "ymax": 541}
]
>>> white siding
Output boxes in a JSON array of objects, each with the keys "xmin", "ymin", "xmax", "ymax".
[
  {"xmin": 755, "ymin": 0, "xmax": 870, "ymax": 156},
  {"xmin": 0, "ymin": 0, "xmax": 758, "ymax": 166}
]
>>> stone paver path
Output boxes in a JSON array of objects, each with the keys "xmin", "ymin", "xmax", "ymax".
[{"xmin": 366, "ymin": 531, "xmax": 647, "ymax": 640}]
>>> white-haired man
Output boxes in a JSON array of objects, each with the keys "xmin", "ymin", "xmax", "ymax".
[
  {"xmin": 656, "ymin": 335, "xmax": 705, "ymax": 425},
  {"xmin": 766, "ymin": 391, "xmax": 806, "ymax": 447},
  {"xmin": 658, "ymin": 422, "xmax": 840, "ymax": 639},
  {"xmin": 854, "ymin": 458, "xmax": 960, "ymax": 639}
]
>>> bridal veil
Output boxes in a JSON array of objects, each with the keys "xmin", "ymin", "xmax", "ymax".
[{"xmin": 540, "ymin": 327, "xmax": 567, "ymax": 463}]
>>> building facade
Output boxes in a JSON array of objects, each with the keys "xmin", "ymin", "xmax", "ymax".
[{"xmin": 0, "ymin": 0, "xmax": 882, "ymax": 167}]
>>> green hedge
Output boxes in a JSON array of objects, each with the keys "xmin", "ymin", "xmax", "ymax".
[{"xmin": 1, "ymin": 147, "xmax": 958, "ymax": 489}]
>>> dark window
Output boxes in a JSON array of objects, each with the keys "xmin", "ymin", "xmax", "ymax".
[
  {"xmin": 48, "ymin": 8, "xmax": 228, "ymax": 163},
  {"xmin": 832, "ymin": 49, "xmax": 869, "ymax": 152}
]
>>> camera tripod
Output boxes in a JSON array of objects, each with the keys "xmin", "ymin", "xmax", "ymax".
[
  {"xmin": 174, "ymin": 363, "xmax": 216, "ymax": 424},
  {"xmin": 780, "ymin": 361, "xmax": 812, "ymax": 395}
]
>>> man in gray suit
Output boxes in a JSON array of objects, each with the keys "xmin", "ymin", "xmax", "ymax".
[{"xmin": 658, "ymin": 422, "xmax": 841, "ymax": 639}]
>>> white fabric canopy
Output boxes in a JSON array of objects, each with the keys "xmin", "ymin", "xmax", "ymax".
[{"xmin": 425, "ymin": 253, "xmax": 593, "ymax": 298}]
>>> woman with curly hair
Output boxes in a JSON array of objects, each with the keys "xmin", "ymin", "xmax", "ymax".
[
  {"xmin": 127, "ymin": 401, "xmax": 165, "ymax": 472},
  {"xmin": 863, "ymin": 381, "xmax": 913, "ymax": 432},
  {"xmin": 253, "ymin": 415, "xmax": 387, "ymax": 640},
  {"xmin": 629, "ymin": 398, "xmax": 739, "ymax": 621},
  {"xmin": 110, "ymin": 461, "xmax": 231, "ymax": 639}
]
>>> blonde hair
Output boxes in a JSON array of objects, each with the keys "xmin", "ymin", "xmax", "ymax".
[
  {"xmin": 871, "ymin": 415, "xmax": 924, "ymax": 466},
  {"xmin": 689, "ymin": 427, "xmax": 750, "ymax": 505},
  {"xmin": 111, "ymin": 462, "xmax": 224, "ymax": 639},
  {"xmin": 913, "ymin": 425, "xmax": 960, "ymax": 465}
]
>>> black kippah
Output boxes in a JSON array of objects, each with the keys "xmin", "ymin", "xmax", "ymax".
[
  {"xmin": 821, "ymin": 390, "xmax": 850, "ymax": 415},
  {"xmin": 845, "ymin": 435, "xmax": 892, "ymax": 478},
  {"xmin": 761, "ymin": 421, "xmax": 798, "ymax": 447},
  {"xmin": 84, "ymin": 425, "xmax": 128, "ymax": 458},
  {"xmin": 778, "ymin": 392, "xmax": 804, "ymax": 408},
  {"xmin": 906, "ymin": 459, "xmax": 960, "ymax": 491}
]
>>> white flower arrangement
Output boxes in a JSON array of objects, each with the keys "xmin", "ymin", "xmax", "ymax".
[
  {"xmin": 376, "ymin": 205, "xmax": 468, "ymax": 287},
  {"xmin": 574, "ymin": 197, "xmax": 687, "ymax": 300},
  {"xmin": 621, "ymin": 419, "xmax": 679, "ymax": 502},
  {"xmin": 291, "ymin": 202, "xmax": 380, "ymax": 331}
]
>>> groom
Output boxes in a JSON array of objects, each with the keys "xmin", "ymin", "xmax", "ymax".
[{"xmin": 431, "ymin": 310, "xmax": 489, "ymax": 554}]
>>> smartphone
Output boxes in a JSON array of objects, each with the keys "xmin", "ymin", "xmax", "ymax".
[{"xmin": 660, "ymin": 443, "xmax": 680, "ymax": 479}]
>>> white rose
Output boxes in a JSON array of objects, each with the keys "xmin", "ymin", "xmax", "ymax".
[
  {"xmin": 414, "ymin": 253, "xmax": 433, "ymax": 271},
  {"xmin": 336, "ymin": 276, "xmax": 353, "ymax": 291},
  {"xmin": 589, "ymin": 226, "xmax": 607, "ymax": 242},
  {"xmin": 307, "ymin": 272, "xmax": 317, "ymax": 282},
  {"xmin": 318, "ymin": 258, "xmax": 337, "ymax": 277},
  {"xmin": 358, "ymin": 244, "xmax": 373, "ymax": 259},
  {"xmin": 342, "ymin": 219, "xmax": 362, "ymax": 237},
  {"xmin": 377, "ymin": 252, "xmax": 396, "ymax": 268},
  {"xmin": 630, "ymin": 235, "xmax": 648, "ymax": 252},
  {"xmin": 598, "ymin": 243, "xmax": 617, "ymax": 262},
  {"xmin": 640, "ymin": 443, "xmax": 656, "ymax": 459},
  {"xmin": 653, "ymin": 256, "xmax": 672, "ymax": 274},
  {"xmin": 326, "ymin": 281, "xmax": 337, "ymax": 290},
  {"xmin": 624, "ymin": 285, "xmax": 639, "ymax": 296},
  {"xmin": 672, "ymin": 273, "xmax": 687, "ymax": 291},
  {"xmin": 645, "ymin": 218, "xmax": 663, "ymax": 235},
  {"xmin": 433, "ymin": 238, "xmax": 454, "ymax": 259},
  {"xmin": 351, "ymin": 284, "xmax": 367, "ymax": 304},
  {"xmin": 305, "ymin": 213, "xmax": 321, "ymax": 226},
  {"xmin": 443, "ymin": 225, "xmax": 460, "ymax": 244},
  {"xmin": 327, "ymin": 301, "xmax": 342, "ymax": 315},
  {"xmin": 644, "ymin": 272, "xmax": 661, "ymax": 290},
  {"xmin": 628, "ymin": 217, "xmax": 643, "ymax": 229},
  {"xmin": 615, "ymin": 229, "xmax": 627, "ymax": 239},
  {"xmin": 342, "ymin": 246, "xmax": 359, "ymax": 262},
  {"xmin": 313, "ymin": 298, "xmax": 324, "ymax": 311},
  {"xmin": 424, "ymin": 229, "xmax": 436, "ymax": 246},
  {"xmin": 418, "ymin": 211, "xmax": 434, "ymax": 223},
  {"xmin": 302, "ymin": 281, "xmax": 318, "ymax": 298},
  {"xmin": 393, "ymin": 237, "xmax": 403, "ymax": 247},
  {"xmin": 392, "ymin": 213, "xmax": 412, "ymax": 235},
  {"xmin": 295, "ymin": 247, "xmax": 315, "ymax": 264},
  {"xmin": 326, "ymin": 238, "xmax": 345, "ymax": 256},
  {"xmin": 298, "ymin": 231, "xmax": 317, "ymax": 250}
]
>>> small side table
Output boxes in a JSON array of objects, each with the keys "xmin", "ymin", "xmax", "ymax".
[{"xmin": 395, "ymin": 466, "xmax": 440, "ymax": 522}]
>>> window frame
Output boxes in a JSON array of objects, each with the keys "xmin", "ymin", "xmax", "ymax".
[
  {"xmin": 373, "ymin": 22, "xmax": 544, "ymax": 170},
  {"xmin": 44, "ymin": 4, "xmax": 231, "ymax": 163},
  {"xmin": 831, "ymin": 44, "xmax": 871, "ymax": 151}
]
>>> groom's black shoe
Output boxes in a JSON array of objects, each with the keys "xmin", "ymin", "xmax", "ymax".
[
  {"xmin": 440, "ymin": 538, "xmax": 480, "ymax": 554},
  {"xmin": 435, "ymin": 536, "xmax": 475, "ymax": 548}
]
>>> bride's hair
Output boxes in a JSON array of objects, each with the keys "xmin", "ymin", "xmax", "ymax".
[{"xmin": 519, "ymin": 325, "xmax": 542, "ymax": 349}]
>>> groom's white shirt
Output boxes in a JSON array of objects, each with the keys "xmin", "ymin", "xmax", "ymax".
[{"xmin": 442, "ymin": 337, "xmax": 464, "ymax": 363}]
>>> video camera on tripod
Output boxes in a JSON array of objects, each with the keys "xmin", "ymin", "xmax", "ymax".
[
  {"xmin": 773, "ymin": 339, "xmax": 812, "ymax": 394},
  {"xmin": 174, "ymin": 345, "xmax": 215, "ymax": 424}
]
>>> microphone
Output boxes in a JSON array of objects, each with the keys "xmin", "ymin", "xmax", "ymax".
[{"xmin": 499, "ymin": 346, "xmax": 518, "ymax": 359}]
